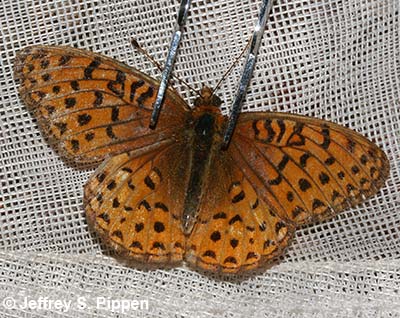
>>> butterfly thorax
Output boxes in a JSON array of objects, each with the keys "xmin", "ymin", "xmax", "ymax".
[
  {"xmin": 182, "ymin": 89, "xmax": 227, "ymax": 234},
  {"xmin": 193, "ymin": 86, "xmax": 222, "ymax": 109}
]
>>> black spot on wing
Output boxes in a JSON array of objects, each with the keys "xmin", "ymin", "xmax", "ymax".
[
  {"xmin": 223, "ymin": 256, "xmax": 237, "ymax": 264},
  {"xmin": 85, "ymin": 132, "xmax": 95, "ymax": 141},
  {"xmin": 112, "ymin": 230, "xmax": 123, "ymax": 240},
  {"xmin": 137, "ymin": 86, "xmax": 154, "ymax": 108},
  {"xmin": 213, "ymin": 212, "xmax": 227, "ymax": 219},
  {"xmin": 84, "ymin": 57, "xmax": 101, "ymax": 79},
  {"xmin": 229, "ymin": 214, "xmax": 243, "ymax": 225},
  {"xmin": 111, "ymin": 107, "xmax": 119, "ymax": 122},
  {"xmin": 107, "ymin": 180, "xmax": 116, "ymax": 190},
  {"xmin": 77, "ymin": 113, "xmax": 92, "ymax": 126},
  {"xmin": 232, "ymin": 190, "xmax": 245, "ymax": 203},
  {"xmin": 107, "ymin": 71, "xmax": 126, "ymax": 97},
  {"xmin": 276, "ymin": 119, "xmax": 286, "ymax": 143},
  {"xmin": 203, "ymin": 250, "xmax": 216, "ymax": 259},
  {"xmin": 71, "ymin": 80, "xmax": 80, "ymax": 91},
  {"xmin": 106, "ymin": 125, "xmax": 117, "ymax": 139},
  {"xmin": 299, "ymin": 178, "xmax": 311, "ymax": 192},
  {"xmin": 287, "ymin": 122, "xmax": 305, "ymax": 146},
  {"xmin": 130, "ymin": 241, "xmax": 143, "ymax": 250},
  {"xmin": 210, "ymin": 231, "xmax": 221, "ymax": 242},
  {"xmin": 230, "ymin": 239, "xmax": 239, "ymax": 248},
  {"xmin": 144, "ymin": 176, "xmax": 155, "ymax": 190},
  {"xmin": 139, "ymin": 200, "xmax": 151, "ymax": 211},
  {"xmin": 135, "ymin": 223, "xmax": 144, "ymax": 232},
  {"xmin": 40, "ymin": 59, "xmax": 50, "ymax": 69},
  {"xmin": 129, "ymin": 80, "xmax": 145, "ymax": 102},
  {"xmin": 263, "ymin": 119, "xmax": 275, "ymax": 142},
  {"xmin": 42, "ymin": 73, "xmax": 50, "ymax": 81},
  {"xmin": 292, "ymin": 206, "xmax": 305, "ymax": 218},
  {"xmin": 246, "ymin": 252, "xmax": 258, "ymax": 260},
  {"xmin": 360, "ymin": 154, "xmax": 368, "ymax": 165},
  {"xmin": 155, "ymin": 202, "xmax": 169, "ymax": 212},
  {"xmin": 154, "ymin": 222, "xmax": 165, "ymax": 233},
  {"xmin": 351, "ymin": 165, "xmax": 360, "ymax": 174},
  {"xmin": 54, "ymin": 122, "xmax": 67, "ymax": 135},
  {"xmin": 300, "ymin": 153, "xmax": 310, "ymax": 168},
  {"xmin": 319, "ymin": 172, "xmax": 330, "ymax": 185},
  {"xmin": 71, "ymin": 139, "xmax": 79, "ymax": 152},
  {"xmin": 94, "ymin": 91, "xmax": 103, "ymax": 106},
  {"xmin": 65, "ymin": 97, "xmax": 76, "ymax": 108},
  {"xmin": 112, "ymin": 198, "xmax": 120, "ymax": 208},
  {"xmin": 325, "ymin": 157, "xmax": 335, "ymax": 166},
  {"xmin": 152, "ymin": 242, "xmax": 166, "ymax": 250},
  {"xmin": 278, "ymin": 154, "xmax": 290, "ymax": 171},
  {"xmin": 312, "ymin": 199, "xmax": 325, "ymax": 211},
  {"xmin": 97, "ymin": 173, "xmax": 106, "ymax": 182},
  {"xmin": 59, "ymin": 55, "xmax": 72, "ymax": 66},
  {"xmin": 98, "ymin": 212, "xmax": 110, "ymax": 223},
  {"xmin": 251, "ymin": 198, "xmax": 259, "ymax": 209},
  {"xmin": 268, "ymin": 174, "xmax": 282, "ymax": 185},
  {"xmin": 321, "ymin": 126, "xmax": 330, "ymax": 149}
]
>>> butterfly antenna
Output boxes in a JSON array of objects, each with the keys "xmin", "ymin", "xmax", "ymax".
[
  {"xmin": 211, "ymin": 37, "xmax": 252, "ymax": 96},
  {"xmin": 222, "ymin": 0, "xmax": 274, "ymax": 149},
  {"xmin": 131, "ymin": 39, "xmax": 200, "ymax": 96}
]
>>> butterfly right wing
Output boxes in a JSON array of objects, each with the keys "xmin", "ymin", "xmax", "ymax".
[
  {"xmin": 229, "ymin": 112, "xmax": 390, "ymax": 225},
  {"xmin": 84, "ymin": 141, "xmax": 192, "ymax": 263},
  {"xmin": 14, "ymin": 45, "xmax": 190, "ymax": 164}
]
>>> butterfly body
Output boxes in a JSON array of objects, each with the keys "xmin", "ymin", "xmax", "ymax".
[
  {"xmin": 14, "ymin": 45, "xmax": 389, "ymax": 273},
  {"xmin": 181, "ymin": 87, "xmax": 227, "ymax": 233}
]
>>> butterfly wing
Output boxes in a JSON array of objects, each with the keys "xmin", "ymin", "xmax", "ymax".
[
  {"xmin": 229, "ymin": 112, "xmax": 390, "ymax": 225},
  {"xmin": 185, "ymin": 111, "xmax": 389, "ymax": 273},
  {"xmin": 185, "ymin": 144, "xmax": 294, "ymax": 273},
  {"xmin": 84, "ymin": 141, "xmax": 192, "ymax": 263},
  {"xmin": 14, "ymin": 45, "xmax": 190, "ymax": 164}
]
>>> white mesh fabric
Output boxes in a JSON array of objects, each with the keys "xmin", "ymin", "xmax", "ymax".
[{"xmin": 1, "ymin": 0, "xmax": 399, "ymax": 317}]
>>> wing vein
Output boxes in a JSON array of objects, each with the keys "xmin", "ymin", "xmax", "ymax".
[{"xmin": 230, "ymin": 141, "xmax": 291, "ymax": 222}]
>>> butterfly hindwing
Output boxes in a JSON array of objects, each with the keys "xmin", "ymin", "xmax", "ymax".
[
  {"xmin": 231, "ymin": 112, "xmax": 390, "ymax": 225},
  {"xmin": 186, "ymin": 148, "xmax": 294, "ymax": 273},
  {"xmin": 14, "ymin": 45, "xmax": 190, "ymax": 164},
  {"xmin": 84, "ymin": 141, "xmax": 193, "ymax": 263}
]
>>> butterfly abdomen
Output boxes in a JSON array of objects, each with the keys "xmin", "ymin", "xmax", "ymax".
[{"xmin": 182, "ymin": 108, "xmax": 225, "ymax": 234}]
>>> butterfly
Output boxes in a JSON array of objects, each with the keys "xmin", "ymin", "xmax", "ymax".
[{"xmin": 14, "ymin": 45, "xmax": 390, "ymax": 273}]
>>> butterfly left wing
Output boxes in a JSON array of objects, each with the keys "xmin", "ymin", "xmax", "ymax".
[
  {"xmin": 229, "ymin": 112, "xmax": 390, "ymax": 225},
  {"xmin": 14, "ymin": 45, "xmax": 190, "ymax": 164}
]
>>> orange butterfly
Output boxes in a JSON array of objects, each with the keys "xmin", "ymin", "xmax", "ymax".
[{"xmin": 14, "ymin": 45, "xmax": 389, "ymax": 273}]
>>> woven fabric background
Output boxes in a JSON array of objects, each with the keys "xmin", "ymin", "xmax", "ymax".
[{"xmin": 1, "ymin": 0, "xmax": 399, "ymax": 317}]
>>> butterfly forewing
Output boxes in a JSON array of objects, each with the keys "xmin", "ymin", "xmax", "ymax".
[
  {"xmin": 14, "ymin": 45, "xmax": 190, "ymax": 164},
  {"xmin": 231, "ymin": 112, "xmax": 390, "ymax": 225}
]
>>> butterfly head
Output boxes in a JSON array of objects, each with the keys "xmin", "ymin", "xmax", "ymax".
[{"xmin": 194, "ymin": 86, "xmax": 222, "ymax": 109}]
